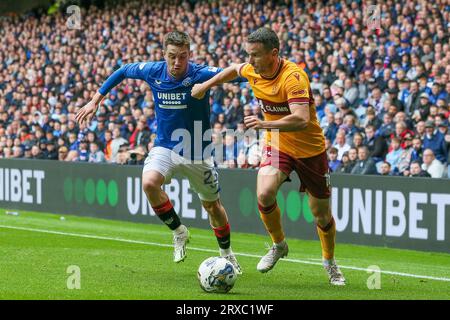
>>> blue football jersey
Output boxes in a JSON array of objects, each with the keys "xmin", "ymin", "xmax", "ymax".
[{"xmin": 98, "ymin": 61, "xmax": 225, "ymax": 160}]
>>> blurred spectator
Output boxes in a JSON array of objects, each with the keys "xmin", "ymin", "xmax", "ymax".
[
  {"xmin": 343, "ymin": 79, "xmax": 359, "ymax": 108},
  {"xmin": 380, "ymin": 162, "xmax": 393, "ymax": 176},
  {"xmin": 414, "ymin": 121, "xmax": 426, "ymax": 140},
  {"xmin": 333, "ymin": 131, "xmax": 351, "ymax": 161},
  {"xmin": 116, "ymin": 144, "xmax": 131, "ymax": 165},
  {"xmin": 364, "ymin": 125, "xmax": 388, "ymax": 162},
  {"xmin": 111, "ymin": 128, "xmax": 128, "ymax": 163},
  {"xmin": 398, "ymin": 136, "xmax": 414, "ymax": 176},
  {"xmin": 12, "ymin": 146, "xmax": 23, "ymax": 158},
  {"xmin": 336, "ymin": 151, "xmax": 352, "ymax": 174},
  {"xmin": 127, "ymin": 145, "xmax": 147, "ymax": 166},
  {"xmin": 423, "ymin": 121, "xmax": 448, "ymax": 163},
  {"xmin": 342, "ymin": 114, "xmax": 360, "ymax": 145},
  {"xmin": 378, "ymin": 113, "xmax": 395, "ymax": 139},
  {"xmin": 409, "ymin": 161, "xmax": 431, "ymax": 178},
  {"xmin": 238, "ymin": 130, "xmax": 261, "ymax": 169},
  {"xmin": 422, "ymin": 149, "xmax": 445, "ymax": 178},
  {"xmin": 411, "ymin": 93, "xmax": 431, "ymax": 123},
  {"xmin": 23, "ymin": 145, "xmax": 32, "ymax": 159},
  {"xmin": 351, "ymin": 146, "xmax": 378, "ymax": 175},
  {"xmin": 224, "ymin": 98, "xmax": 244, "ymax": 130},
  {"xmin": 363, "ymin": 107, "xmax": 382, "ymax": 129},
  {"xmin": 223, "ymin": 134, "xmax": 237, "ymax": 167},
  {"xmin": 45, "ymin": 141, "xmax": 58, "ymax": 160},
  {"xmin": 31, "ymin": 145, "xmax": 44, "ymax": 159},
  {"xmin": 391, "ymin": 121, "xmax": 414, "ymax": 150},
  {"xmin": 58, "ymin": 146, "xmax": 68, "ymax": 161},
  {"xmin": 410, "ymin": 137, "xmax": 424, "ymax": 164},
  {"xmin": 88, "ymin": 142, "xmax": 106, "ymax": 163},
  {"xmin": 103, "ymin": 130, "xmax": 113, "ymax": 162},
  {"xmin": 66, "ymin": 150, "xmax": 79, "ymax": 162},
  {"xmin": 78, "ymin": 141, "xmax": 89, "ymax": 162},
  {"xmin": 328, "ymin": 147, "xmax": 341, "ymax": 172},
  {"xmin": 351, "ymin": 132, "xmax": 364, "ymax": 150},
  {"xmin": 322, "ymin": 112, "xmax": 338, "ymax": 143},
  {"xmin": 385, "ymin": 137, "xmax": 403, "ymax": 173},
  {"xmin": 134, "ymin": 120, "xmax": 152, "ymax": 148}
]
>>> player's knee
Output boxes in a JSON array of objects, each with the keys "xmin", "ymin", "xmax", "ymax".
[
  {"xmin": 257, "ymin": 189, "xmax": 277, "ymax": 206},
  {"xmin": 142, "ymin": 177, "xmax": 162, "ymax": 193},
  {"xmin": 309, "ymin": 196, "xmax": 330, "ymax": 217}
]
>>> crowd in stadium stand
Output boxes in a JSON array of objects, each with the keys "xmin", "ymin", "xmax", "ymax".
[{"xmin": 0, "ymin": 0, "xmax": 449, "ymax": 178}]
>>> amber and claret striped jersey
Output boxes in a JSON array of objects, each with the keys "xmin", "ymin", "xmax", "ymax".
[{"xmin": 238, "ymin": 59, "xmax": 325, "ymax": 159}]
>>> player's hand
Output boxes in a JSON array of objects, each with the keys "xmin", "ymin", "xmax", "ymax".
[
  {"xmin": 191, "ymin": 84, "xmax": 207, "ymax": 99},
  {"xmin": 75, "ymin": 100, "xmax": 98, "ymax": 125},
  {"xmin": 244, "ymin": 115, "xmax": 264, "ymax": 129}
]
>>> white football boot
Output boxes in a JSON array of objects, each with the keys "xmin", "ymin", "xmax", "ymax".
[
  {"xmin": 173, "ymin": 225, "xmax": 190, "ymax": 263},
  {"xmin": 323, "ymin": 259, "xmax": 346, "ymax": 286},
  {"xmin": 223, "ymin": 253, "xmax": 243, "ymax": 275},
  {"xmin": 257, "ymin": 241, "xmax": 289, "ymax": 273}
]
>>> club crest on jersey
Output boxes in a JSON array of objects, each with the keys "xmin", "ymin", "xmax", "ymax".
[
  {"xmin": 272, "ymin": 84, "xmax": 279, "ymax": 94},
  {"xmin": 253, "ymin": 79, "xmax": 258, "ymax": 85},
  {"xmin": 182, "ymin": 77, "xmax": 192, "ymax": 87}
]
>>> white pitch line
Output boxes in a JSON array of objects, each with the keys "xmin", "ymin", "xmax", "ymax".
[{"xmin": 1, "ymin": 224, "xmax": 450, "ymax": 283}]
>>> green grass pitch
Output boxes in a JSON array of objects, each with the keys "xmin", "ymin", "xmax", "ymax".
[{"xmin": 0, "ymin": 209, "xmax": 449, "ymax": 300}]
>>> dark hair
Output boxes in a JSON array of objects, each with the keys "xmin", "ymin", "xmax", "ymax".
[
  {"xmin": 163, "ymin": 31, "xmax": 191, "ymax": 50},
  {"xmin": 247, "ymin": 27, "xmax": 280, "ymax": 52},
  {"xmin": 357, "ymin": 145, "xmax": 368, "ymax": 152}
]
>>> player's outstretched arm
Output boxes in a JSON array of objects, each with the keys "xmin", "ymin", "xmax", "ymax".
[
  {"xmin": 75, "ymin": 62, "xmax": 150, "ymax": 125},
  {"xmin": 191, "ymin": 63, "xmax": 245, "ymax": 99},
  {"xmin": 75, "ymin": 91, "xmax": 104, "ymax": 125}
]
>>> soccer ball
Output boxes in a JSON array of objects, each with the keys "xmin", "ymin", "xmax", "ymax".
[{"xmin": 197, "ymin": 257, "xmax": 238, "ymax": 293}]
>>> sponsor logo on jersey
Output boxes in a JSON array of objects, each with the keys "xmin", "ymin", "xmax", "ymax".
[
  {"xmin": 155, "ymin": 80, "xmax": 162, "ymax": 85},
  {"xmin": 139, "ymin": 63, "xmax": 146, "ymax": 70},
  {"xmin": 207, "ymin": 67, "xmax": 219, "ymax": 73},
  {"xmin": 156, "ymin": 92, "xmax": 188, "ymax": 109},
  {"xmin": 258, "ymin": 99, "xmax": 290, "ymax": 115},
  {"xmin": 293, "ymin": 73, "xmax": 300, "ymax": 81}
]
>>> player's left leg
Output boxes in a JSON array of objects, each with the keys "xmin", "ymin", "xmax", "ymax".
[
  {"xmin": 201, "ymin": 199, "xmax": 242, "ymax": 274},
  {"xmin": 182, "ymin": 162, "xmax": 242, "ymax": 274},
  {"xmin": 296, "ymin": 151, "xmax": 345, "ymax": 285},
  {"xmin": 307, "ymin": 193, "xmax": 345, "ymax": 286},
  {"xmin": 142, "ymin": 147, "xmax": 190, "ymax": 263}
]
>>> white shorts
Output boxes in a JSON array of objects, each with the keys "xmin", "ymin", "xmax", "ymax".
[{"xmin": 143, "ymin": 146, "xmax": 220, "ymax": 202}]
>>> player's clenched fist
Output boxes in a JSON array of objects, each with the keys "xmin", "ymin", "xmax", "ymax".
[
  {"xmin": 191, "ymin": 84, "xmax": 207, "ymax": 99},
  {"xmin": 244, "ymin": 115, "xmax": 264, "ymax": 129}
]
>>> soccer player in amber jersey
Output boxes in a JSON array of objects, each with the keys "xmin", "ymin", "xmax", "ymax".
[{"xmin": 192, "ymin": 27, "xmax": 345, "ymax": 285}]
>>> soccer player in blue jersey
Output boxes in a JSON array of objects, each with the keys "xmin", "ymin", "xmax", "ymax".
[{"xmin": 75, "ymin": 31, "xmax": 241, "ymax": 273}]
